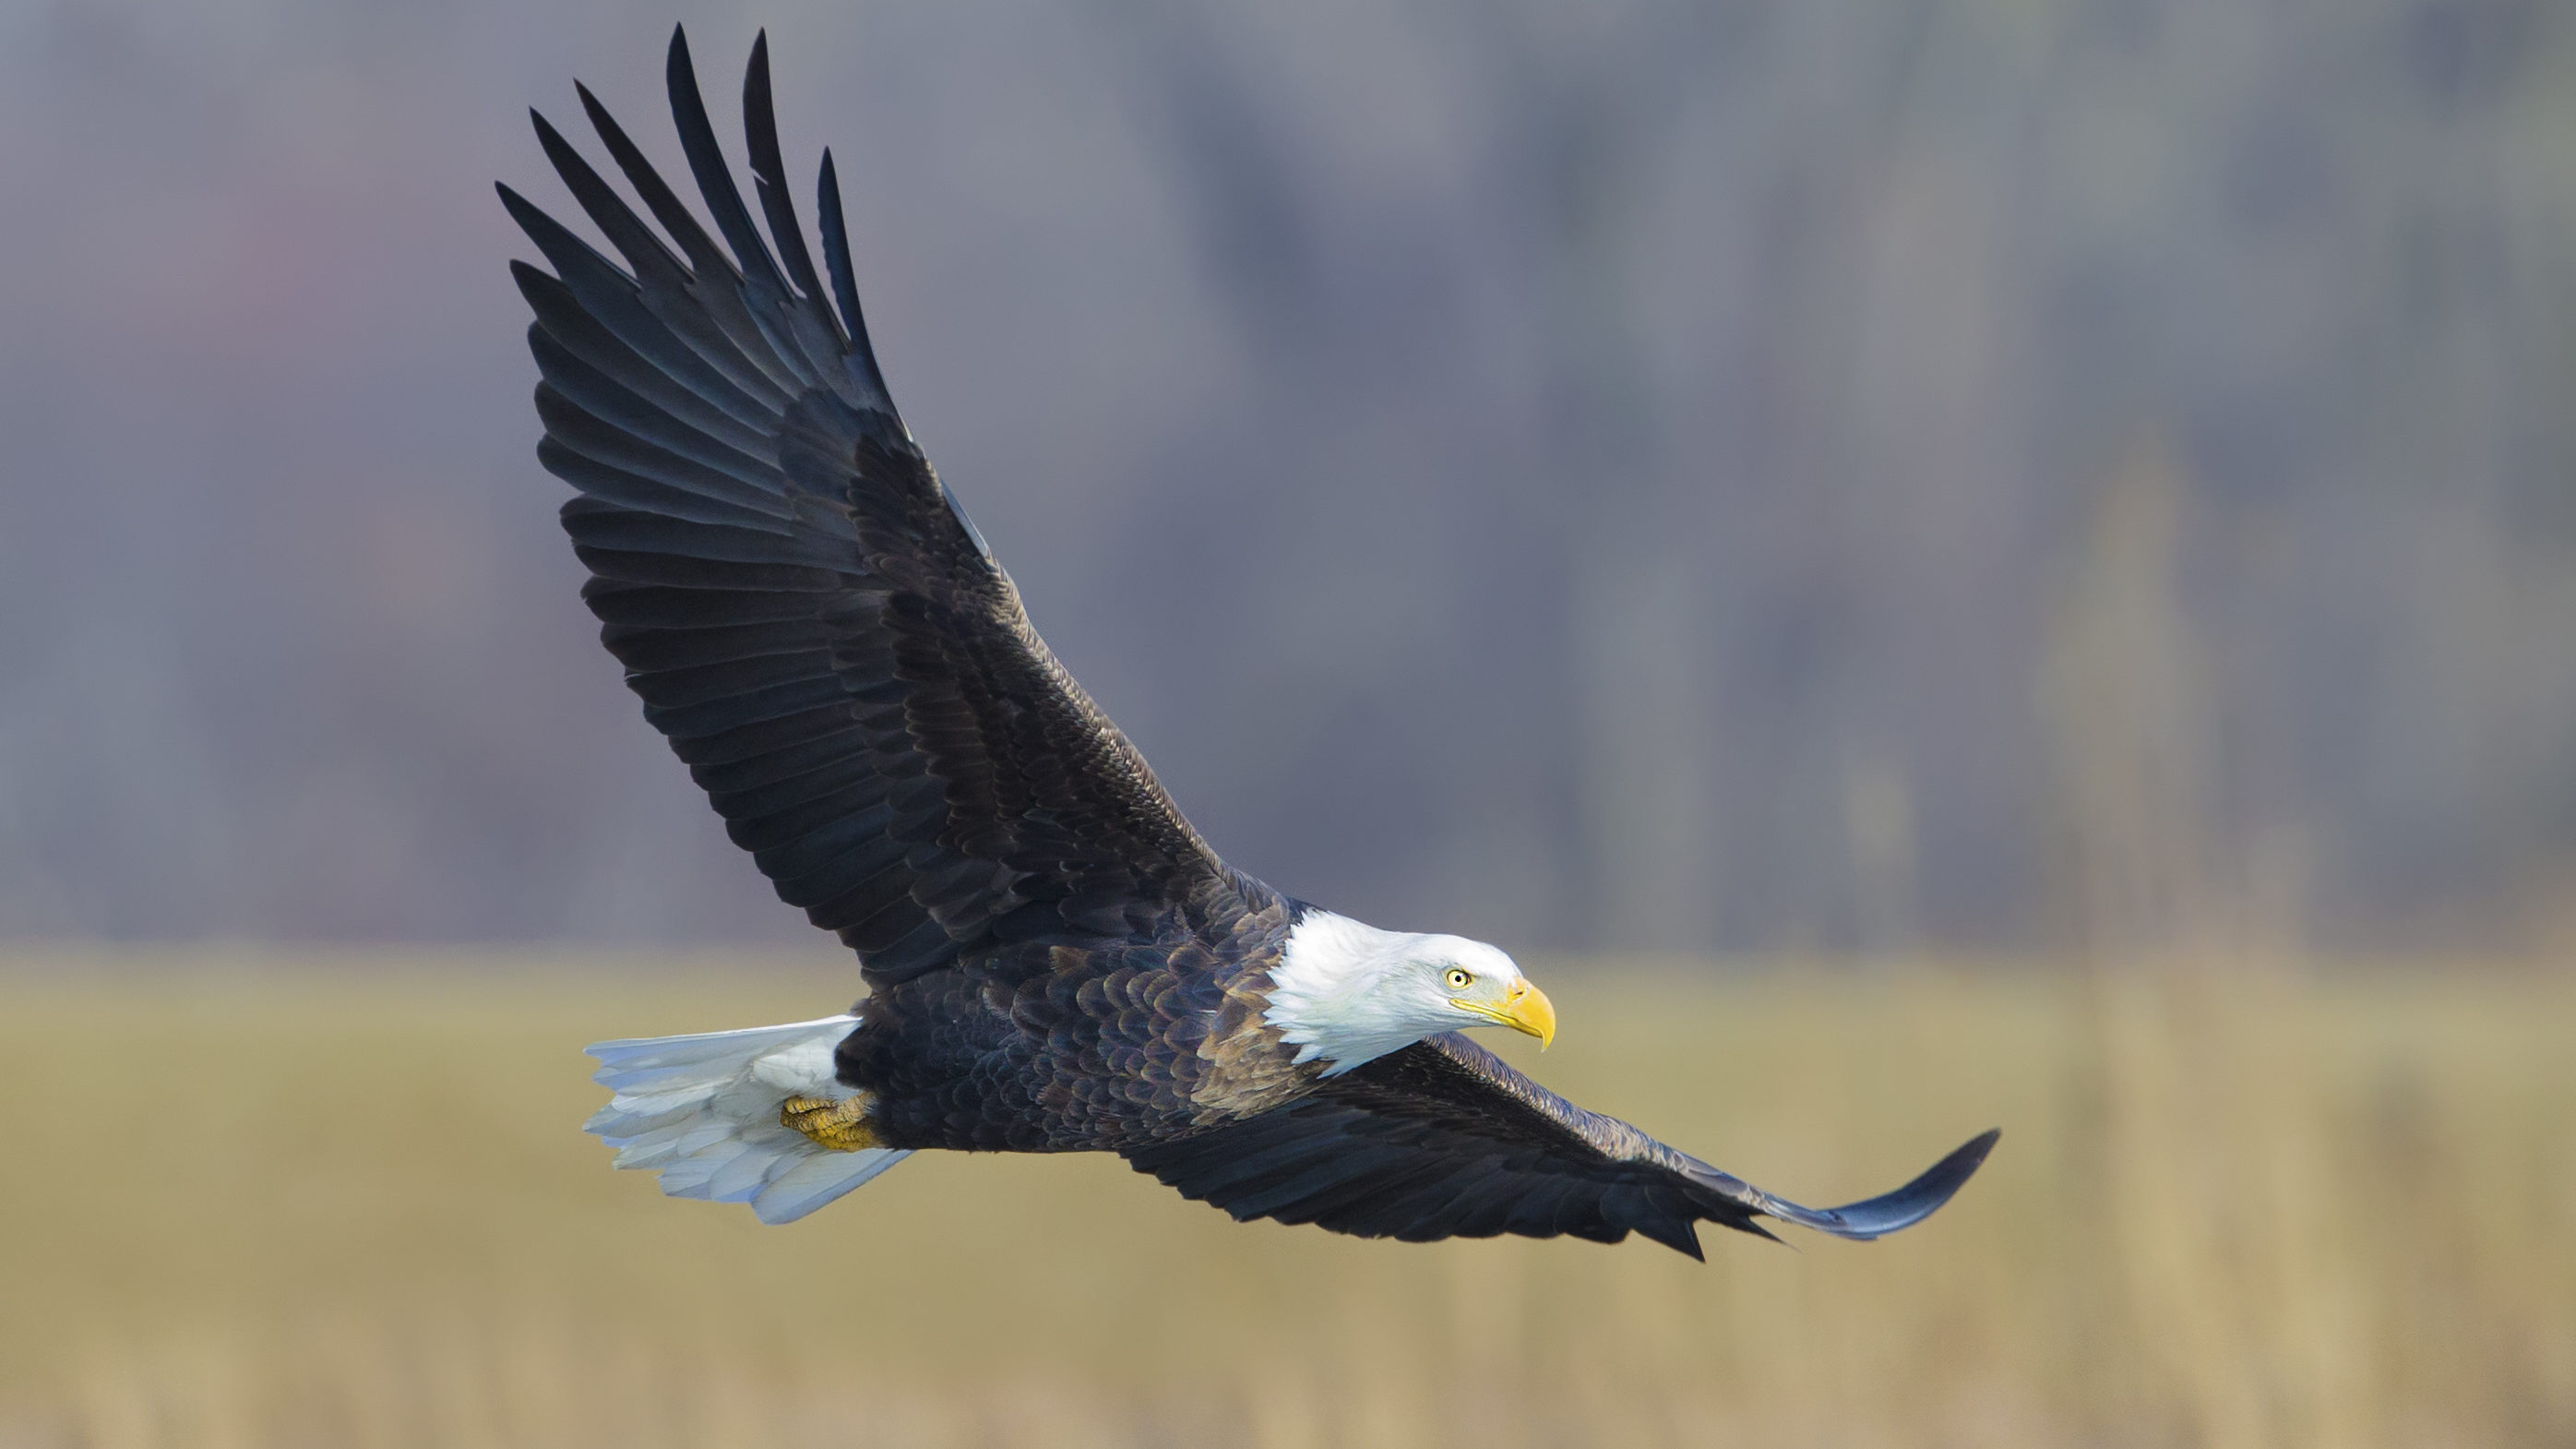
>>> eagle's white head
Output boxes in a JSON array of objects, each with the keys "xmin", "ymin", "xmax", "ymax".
[{"xmin": 1262, "ymin": 909, "xmax": 1556, "ymax": 1075}]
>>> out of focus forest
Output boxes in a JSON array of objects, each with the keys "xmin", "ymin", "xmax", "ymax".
[{"xmin": 4, "ymin": 0, "xmax": 2573, "ymax": 957}]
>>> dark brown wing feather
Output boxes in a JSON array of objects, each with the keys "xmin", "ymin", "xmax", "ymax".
[
  {"xmin": 1124, "ymin": 1034, "xmax": 1998, "ymax": 1258},
  {"xmin": 501, "ymin": 26, "xmax": 1229, "ymax": 983}
]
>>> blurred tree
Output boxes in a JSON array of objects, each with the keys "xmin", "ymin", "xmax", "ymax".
[{"xmin": 3, "ymin": 0, "xmax": 2574, "ymax": 954}]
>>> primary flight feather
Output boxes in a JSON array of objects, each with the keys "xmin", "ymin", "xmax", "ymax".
[{"xmin": 506, "ymin": 26, "xmax": 1996, "ymax": 1257}]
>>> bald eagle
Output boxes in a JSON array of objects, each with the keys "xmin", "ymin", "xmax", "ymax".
[{"xmin": 504, "ymin": 27, "xmax": 1997, "ymax": 1257}]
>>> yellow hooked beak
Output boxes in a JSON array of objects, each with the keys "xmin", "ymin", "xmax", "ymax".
[{"xmin": 1461, "ymin": 977, "xmax": 1556, "ymax": 1049}]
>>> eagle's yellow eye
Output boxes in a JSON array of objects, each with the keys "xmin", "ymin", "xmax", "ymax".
[{"xmin": 1444, "ymin": 968, "xmax": 1473, "ymax": 991}]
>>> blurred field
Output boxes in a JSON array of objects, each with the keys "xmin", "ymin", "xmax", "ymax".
[{"xmin": 0, "ymin": 953, "xmax": 2569, "ymax": 1448}]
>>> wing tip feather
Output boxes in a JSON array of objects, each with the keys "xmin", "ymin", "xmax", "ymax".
[{"xmin": 1760, "ymin": 1127, "xmax": 2001, "ymax": 1241}]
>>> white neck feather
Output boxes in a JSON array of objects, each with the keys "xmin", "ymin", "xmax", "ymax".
[{"xmin": 1263, "ymin": 910, "xmax": 1492, "ymax": 1075}]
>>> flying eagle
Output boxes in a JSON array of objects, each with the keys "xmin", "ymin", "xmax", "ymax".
[{"xmin": 503, "ymin": 27, "xmax": 1997, "ymax": 1257}]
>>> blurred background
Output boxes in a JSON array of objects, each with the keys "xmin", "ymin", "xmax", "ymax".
[
  {"xmin": 3, "ymin": 0, "xmax": 2572, "ymax": 1445},
  {"xmin": 7, "ymin": 0, "xmax": 2576, "ymax": 955}
]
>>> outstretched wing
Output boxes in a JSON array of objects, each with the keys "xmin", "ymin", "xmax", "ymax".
[
  {"xmin": 501, "ymin": 27, "xmax": 1231, "ymax": 984},
  {"xmin": 1124, "ymin": 1034, "xmax": 1997, "ymax": 1259}
]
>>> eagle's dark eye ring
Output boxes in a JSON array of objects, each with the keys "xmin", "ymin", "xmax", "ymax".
[{"xmin": 1445, "ymin": 968, "xmax": 1473, "ymax": 991}]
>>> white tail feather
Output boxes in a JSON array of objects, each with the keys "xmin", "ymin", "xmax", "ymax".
[{"xmin": 582, "ymin": 1014, "xmax": 909, "ymax": 1225}]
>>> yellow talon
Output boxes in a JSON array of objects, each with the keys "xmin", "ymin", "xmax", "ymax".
[{"xmin": 781, "ymin": 1094, "xmax": 879, "ymax": 1152}]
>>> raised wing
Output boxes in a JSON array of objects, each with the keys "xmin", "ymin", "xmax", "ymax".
[
  {"xmin": 501, "ymin": 27, "xmax": 1231, "ymax": 983},
  {"xmin": 1124, "ymin": 1034, "xmax": 1998, "ymax": 1259}
]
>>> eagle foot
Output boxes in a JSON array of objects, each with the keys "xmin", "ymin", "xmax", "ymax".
[{"xmin": 781, "ymin": 1093, "xmax": 879, "ymax": 1152}]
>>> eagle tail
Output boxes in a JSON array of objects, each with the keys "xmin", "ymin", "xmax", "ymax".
[{"xmin": 581, "ymin": 1014, "xmax": 909, "ymax": 1224}]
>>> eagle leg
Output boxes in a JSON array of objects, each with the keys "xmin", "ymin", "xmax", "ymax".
[{"xmin": 781, "ymin": 1093, "xmax": 880, "ymax": 1152}]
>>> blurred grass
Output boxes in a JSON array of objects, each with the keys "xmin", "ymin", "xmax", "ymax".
[{"xmin": 0, "ymin": 952, "xmax": 2569, "ymax": 1447}]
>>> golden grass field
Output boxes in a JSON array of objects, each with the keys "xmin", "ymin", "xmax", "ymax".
[{"xmin": 1, "ymin": 952, "xmax": 2569, "ymax": 1448}]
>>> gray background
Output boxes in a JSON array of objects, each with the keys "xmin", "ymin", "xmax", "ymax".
[{"xmin": 5, "ymin": 0, "xmax": 2571, "ymax": 955}]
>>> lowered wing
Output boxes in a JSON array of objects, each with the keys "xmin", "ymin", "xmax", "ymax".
[
  {"xmin": 503, "ymin": 27, "xmax": 1232, "ymax": 984},
  {"xmin": 1125, "ymin": 1033, "xmax": 1997, "ymax": 1259}
]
